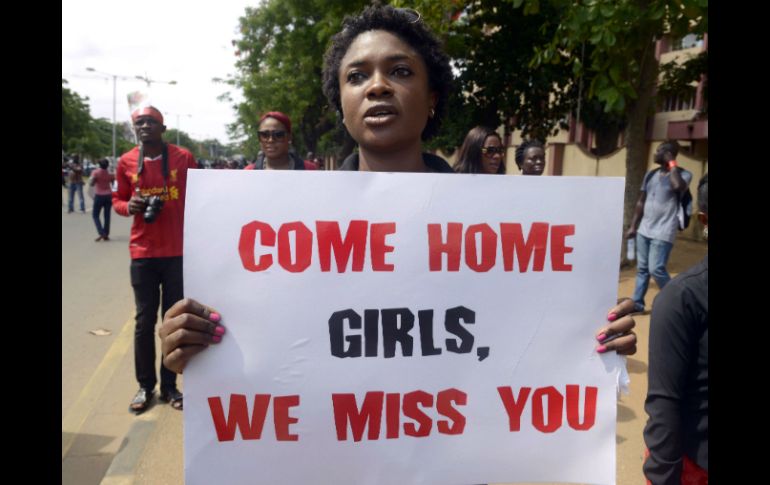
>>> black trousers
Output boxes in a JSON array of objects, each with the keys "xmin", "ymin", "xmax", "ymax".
[{"xmin": 130, "ymin": 256, "xmax": 183, "ymax": 392}]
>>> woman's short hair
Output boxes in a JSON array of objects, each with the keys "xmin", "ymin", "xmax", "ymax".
[
  {"xmin": 322, "ymin": 4, "xmax": 453, "ymax": 140},
  {"xmin": 453, "ymin": 126, "xmax": 504, "ymax": 174},
  {"xmin": 514, "ymin": 139, "xmax": 545, "ymax": 169}
]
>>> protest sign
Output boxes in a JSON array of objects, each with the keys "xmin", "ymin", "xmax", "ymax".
[{"xmin": 183, "ymin": 170, "xmax": 626, "ymax": 485}]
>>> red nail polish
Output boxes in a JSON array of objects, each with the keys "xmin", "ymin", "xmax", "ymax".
[
  {"xmin": 212, "ymin": 335, "xmax": 222, "ymax": 343},
  {"xmin": 210, "ymin": 312, "xmax": 221, "ymax": 323},
  {"xmin": 596, "ymin": 345, "xmax": 607, "ymax": 353},
  {"xmin": 214, "ymin": 326, "xmax": 226, "ymax": 335},
  {"xmin": 607, "ymin": 312, "xmax": 618, "ymax": 322}
]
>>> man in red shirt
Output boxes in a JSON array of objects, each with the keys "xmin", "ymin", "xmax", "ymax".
[{"xmin": 113, "ymin": 105, "xmax": 197, "ymax": 414}]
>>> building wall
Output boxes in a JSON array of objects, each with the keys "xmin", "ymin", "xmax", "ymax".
[
  {"xmin": 439, "ymin": 137, "xmax": 707, "ymax": 239},
  {"xmin": 561, "ymin": 144, "xmax": 626, "ymax": 177},
  {"xmin": 557, "ymin": 140, "xmax": 707, "ymax": 239}
]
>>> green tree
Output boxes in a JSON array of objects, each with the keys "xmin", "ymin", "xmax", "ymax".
[
  {"xmin": 396, "ymin": 0, "xmax": 578, "ymax": 152},
  {"xmin": 165, "ymin": 129, "xmax": 199, "ymax": 153},
  {"xmin": 224, "ymin": 0, "xmax": 369, "ymax": 161},
  {"xmin": 62, "ymin": 79, "xmax": 93, "ymax": 155},
  {"xmin": 529, "ymin": 0, "xmax": 707, "ymax": 244}
]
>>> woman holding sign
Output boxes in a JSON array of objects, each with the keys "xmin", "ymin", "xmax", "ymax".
[{"xmin": 159, "ymin": 4, "xmax": 636, "ymax": 373}]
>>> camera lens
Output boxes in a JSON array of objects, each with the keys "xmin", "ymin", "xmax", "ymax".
[{"xmin": 143, "ymin": 196, "xmax": 164, "ymax": 223}]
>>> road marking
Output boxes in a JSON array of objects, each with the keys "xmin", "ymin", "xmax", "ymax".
[
  {"xmin": 99, "ymin": 410, "xmax": 160, "ymax": 485},
  {"xmin": 62, "ymin": 316, "xmax": 135, "ymax": 459}
]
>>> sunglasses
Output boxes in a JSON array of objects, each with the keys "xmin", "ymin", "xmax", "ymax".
[
  {"xmin": 481, "ymin": 146, "xmax": 505, "ymax": 155},
  {"xmin": 258, "ymin": 130, "xmax": 287, "ymax": 141}
]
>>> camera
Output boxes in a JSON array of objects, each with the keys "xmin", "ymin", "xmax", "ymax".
[{"xmin": 143, "ymin": 195, "xmax": 165, "ymax": 223}]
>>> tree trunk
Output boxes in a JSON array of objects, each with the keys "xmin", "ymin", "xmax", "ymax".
[{"xmin": 621, "ymin": 39, "xmax": 659, "ymax": 265}]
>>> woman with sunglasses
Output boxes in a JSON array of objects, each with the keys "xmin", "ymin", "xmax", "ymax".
[
  {"xmin": 245, "ymin": 111, "xmax": 310, "ymax": 170},
  {"xmin": 453, "ymin": 126, "xmax": 506, "ymax": 174},
  {"xmin": 160, "ymin": 3, "xmax": 636, "ymax": 375}
]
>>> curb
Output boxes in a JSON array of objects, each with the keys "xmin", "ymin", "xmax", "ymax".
[{"xmin": 99, "ymin": 407, "xmax": 160, "ymax": 485}]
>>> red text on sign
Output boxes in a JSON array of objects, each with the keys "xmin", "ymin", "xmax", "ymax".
[
  {"xmin": 238, "ymin": 220, "xmax": 396, "ymax": 272},
  {"xmin": 428, "ymin": 222, "xmax": 575, "ymax": 272},
  {"xmin": 331, "ymin": 388, "xmax": 467, "ymax": 441},
  {"xmin": 207, "ymin": 394, "xmax": 300, "ymax": 442},
  {"xmin": 496, "ymin": 385, "xmax": 597, "ymax": 433}
]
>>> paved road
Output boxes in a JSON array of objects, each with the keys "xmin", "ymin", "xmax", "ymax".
[{"xmin": 62, "ymin": 188, "xmax": 145, "ymax": 484}]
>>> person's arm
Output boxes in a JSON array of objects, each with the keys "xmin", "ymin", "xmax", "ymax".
[
  {"xmin": 160, "ymin": 298, "xmax": 225, "ymax": 374},
  {"xmin": 112, "ymin": 159, "xmax": 147, "ymax": 217},
  {"xmin": 625, "ymin": 190, "xmax": 646, "ymax": 239},
  {"xmin": 643, "ymin": 282, "xmax": 693, "ymax": 484},
  {"xmin": 667, "ymin": 161, "xmax": 688, "ymax": 193}
]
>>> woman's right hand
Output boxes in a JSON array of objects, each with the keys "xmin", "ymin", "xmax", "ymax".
[{"xmin": 160, "ymin": 298, "xmax": 226, "ymax": 374}]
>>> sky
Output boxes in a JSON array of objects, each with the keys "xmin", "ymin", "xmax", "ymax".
[{"xmin": 62, "ymin": 0, "xmax": 261, "ymax": 145}]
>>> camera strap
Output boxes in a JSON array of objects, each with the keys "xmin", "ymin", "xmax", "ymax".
[{"xmin": 136, "ymin": 143, "xmax": 170, "ymax": 195}]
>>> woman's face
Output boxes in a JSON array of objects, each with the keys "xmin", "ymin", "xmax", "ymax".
[
  {"xmin": 339, "ymin": 30, "xmax": 436, "ymax": 153},
  {"xmin": 258, "ymin": 117, "xmax": 291, "ymax": 161},
  {"xmin": 521, "ymin": 146, "xmax": 545, "ymax": 176},
  {"xmin": 480, "ymin": 135, "xmax": 504, "ymax": 174}
]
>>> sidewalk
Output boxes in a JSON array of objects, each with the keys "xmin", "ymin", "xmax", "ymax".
[{"xmin": 94, "ymin": 236, "xmax": 707, "ymax": 485}]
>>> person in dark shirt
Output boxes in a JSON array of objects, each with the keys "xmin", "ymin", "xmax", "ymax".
[{"xmin": 643, "ymin": 173, "xmax": 708, "ymax": 484}]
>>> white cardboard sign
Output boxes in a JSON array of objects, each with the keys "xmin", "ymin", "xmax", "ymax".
[{"xmin": 183, "ymin": 169, "xmax": 626, "ymax": 485}]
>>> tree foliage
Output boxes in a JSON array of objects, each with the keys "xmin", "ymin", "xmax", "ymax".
[
  {"xmin": 530, "ymin": 0, "xmax": 707, "ymax": 121},
  {"xmin": 400, "ymin": 0, "xmax": 577, "ymax": 148},
  {"xmin": 224, "ymin": 0, "xmax": 707, "ymax": 185},
  {"xmin": 658, "ymin": 50, "xmax": 707, "ymax": 113},
  {"xmin": 63, "ymin": 79, "xmax": 227, "ymax": 163},
  {"xmin": 62, "ymin": 79, "xmax": 93, "ymax": 154},
  {"xmin": 528, "ymin": 0, "xmax": 707, "ymax": 261},
  {"xmin": 225, "ymin": 0, "xmax": 369, "ymax": 160}
]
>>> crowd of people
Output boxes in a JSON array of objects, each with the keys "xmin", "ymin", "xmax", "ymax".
[{"xmin": 65, "ymin": 5, "xmax": 706, "ymax": 484}]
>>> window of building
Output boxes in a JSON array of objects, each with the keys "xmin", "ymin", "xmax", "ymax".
[
  {"xmin": 671, "ymin": 33, "xmax": 703, "ymax": 51},
  {"xmin": 659, "ymin": 88, "xmax": 696, "ymax": 112}
]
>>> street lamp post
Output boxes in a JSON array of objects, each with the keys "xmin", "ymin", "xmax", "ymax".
[
  {"xmin": 135, "ymin": 73, "xmax": 177, "ymax": 89},
  {"xmin": 86, "ymin": 67, "xmax": 134, "ymax": 163}
]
